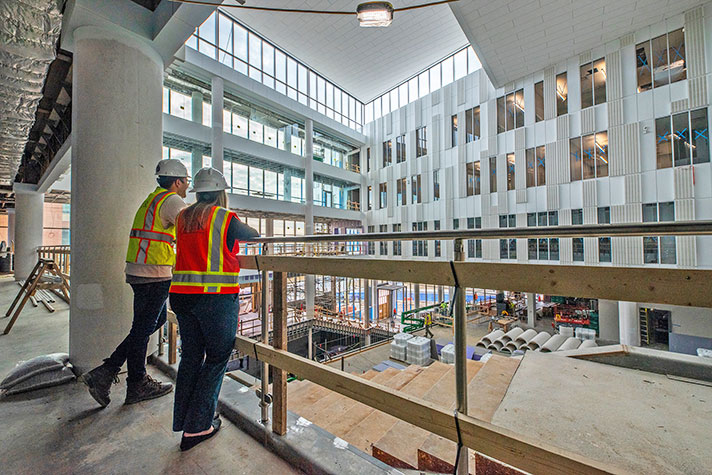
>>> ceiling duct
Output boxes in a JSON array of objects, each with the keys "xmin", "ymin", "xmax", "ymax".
[{"xmin": 0, "ymin": 0, "xmax": 63, "ymax": 185}]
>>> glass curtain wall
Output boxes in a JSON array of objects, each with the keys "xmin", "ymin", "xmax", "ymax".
[{"xmin": 188, "ymin": 11, "xmax": 363, "ymax": 131}]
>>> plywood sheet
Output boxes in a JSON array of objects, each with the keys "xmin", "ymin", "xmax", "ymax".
[
  {"xmin": 304, "ymin": 368, "xmax": 399, "ymax": 427},
  {"xmin": 325, "ymin": 365, "xmax": 424, "ymax": 439},
  {"xmin": 342, "ymin": 362, "xmax": 451, "ymax": 453},
  {"xmin": 287, "ymin": 370, "xmax": 378, "ymax": 412},
  {"xmin": 376, "ymin": 360, "xmax": 482, "ymax": 469}
]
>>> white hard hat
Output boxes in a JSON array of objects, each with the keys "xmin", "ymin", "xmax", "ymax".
[
  {"xmin": 156, "ymin": 159, "xmax": 188, "ymax": 177},
  {"xmin": 191, "ymin": 167, "xmax": 229, "ymax": 193}
]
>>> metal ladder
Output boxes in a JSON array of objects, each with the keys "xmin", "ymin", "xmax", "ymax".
[{"xmin": 639, "ymin": 308, "xmax": 651, "ymax": 345}]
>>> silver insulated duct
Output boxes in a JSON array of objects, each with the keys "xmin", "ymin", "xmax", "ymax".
[{"xmin": 0, "ymin": 0, "xmax": 63, "ymax": 184}]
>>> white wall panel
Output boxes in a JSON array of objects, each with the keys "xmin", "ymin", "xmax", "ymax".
[
  {"xmin": 608, "ymin": 99, "xmax": 624, "ymax": 127},
  {"xmin": 580, "ymin": 107, "xmax": 595, "ymax": 135},
  {"xmin": 546, "ymin": 184, "xmax": 559, "ymax": 210},
  {"xmin": 685, "ymin": 7, "xmax": 706, "ymax": 79},
  {"xmin": 560, "ymin": 237, "xmax": 573, "ymax": 264},
  {"xmin": 544, "ymin": 66, "xmax": 556, "ymax": 120},
  {"xmin": 583, "ymin": 180, "xmax": 597, "ymax": 207},
  {"xmin": 606, "ymin": 50, "xmax": 623, "ymax": 101},
  {"xmin": 674, "ymin": 166, "xmax": 695, "ymax": 200}
]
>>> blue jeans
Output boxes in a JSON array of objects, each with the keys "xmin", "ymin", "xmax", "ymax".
[
  {"xmin": 170, "ymin": 292, "xmax": 239, "ymax": 433},
  {"xmin": 105, "ymin": 280, "xmax": 170, "ymax": 382}
]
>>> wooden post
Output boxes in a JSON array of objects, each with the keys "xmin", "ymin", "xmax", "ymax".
[
  {"xmin": 271, "ymin": 271, "xmax": 288, "ymax": 435},
  {"xmin": 168, "ymin": 321, "xmax": 178, "ymax": 365}
]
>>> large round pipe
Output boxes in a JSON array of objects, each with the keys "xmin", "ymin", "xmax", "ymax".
[
  {"xmin": 514, "ymin": 328, "xmax": 538, "ymax": 346},
  {"xmin": 557, "ymin": 337, "xmax": 582, "ymax": 352},
  {"xmin": 488, "ymin": 339, "xmax": 505, "ymax": 352},
  {"xmin": 500, "ymin": 327, "xmax": 524, "ymax": 344},
  {"xmin": 526, "ymin": 332, "xmax": 552, "ymax": 351},
  {"xmin": 477, "ymin": 329, "xmax": 504, "ymax": 347},
  {"xmin": 579, "ymin": 340, "xmax": 598, "ymax": 349},
  {"xmin": 540, "ymin": 334, "xmax": 568, "ymax": 352}
]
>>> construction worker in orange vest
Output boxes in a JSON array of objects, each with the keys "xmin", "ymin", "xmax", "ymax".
[
  {"xmin": 80, "ymin": 159, "xmax": 189, "ymax": 408},
  {"xmin": 169, "ymin": 167, "xmax": 258, "ymax": 451}
]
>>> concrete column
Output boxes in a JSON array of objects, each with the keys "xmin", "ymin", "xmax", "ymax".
[
  {"xmin": 191, "ymin": 147, "xmax": 202, "ymax": 178},
  {"xmin": 307, "ymin": 327, "xmax": 313, "ymax": 360},
  {"xmin": 6, "ymin": 208, "xmax": 16, "ymax": 249},
  {"xmin": 304, "ymin": 119, "xmax": 315, "ymax": 318},
  {"xmin": 211, "ymin": 76, "xmax": 224, "ymax": 173},
  {"xmin": 598, "ymin": 299, "xmax": 620, "ymax": 342},
  {"xmin": 619, "ymin": 301, "xmax": 640, "ymax": 346},
  {"xmin": 70, "ymin": 27, "xmax": 164, "ymax": 371},
  {"xmin": 414, "ymin": 284, "xmax": 421, "ymax": 309},
  {"xmin": 191, "ymin": 90, "xmax": 203, "ymax": 125},
  {"xmin": 526, "ymin": 292, "xmax": 536, "ymax": 327},
  {"xmin": 13, "ymin": 185, "xmax": 44, "ymax": 280}
]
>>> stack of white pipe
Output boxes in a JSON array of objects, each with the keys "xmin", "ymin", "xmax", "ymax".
[
  {"xmin": 488, "ymin": 327, "xmax": 523, "ymax": 352},
  {"xmin": 525, "ymin": 331, "xmax": 552, "ymax": 351},
  {"xmin": 557, "ymin": 337, "xmax": 582, "ymax": 352},
  {"xmin": 476, "ymin": 329, "xmax": 504, "ymax": 349},
  {"xmin": 539, "ymin": 334, "xmax": 568, "ymax": 352},
  {"xmin": 503, "ymin": 329, "xmax": 538, "ymax": 353}
]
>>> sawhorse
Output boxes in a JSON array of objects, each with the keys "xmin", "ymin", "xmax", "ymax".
[{"xmin": 3, "ymin": 259, "xmax": 70, "ymax": 335}]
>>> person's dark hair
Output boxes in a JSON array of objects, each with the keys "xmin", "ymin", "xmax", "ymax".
[
  {"xmin": 177, "ymin": 190, "xmax": 228, "ymax": 233},
  {"xmin": 157, "ymin": 176, "xmax": 180, "ymax": 189}
]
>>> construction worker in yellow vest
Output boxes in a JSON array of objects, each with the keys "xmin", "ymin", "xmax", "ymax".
[{"xmin": 80, "ymin": 159, "xmax": 189, "ymax": 408}]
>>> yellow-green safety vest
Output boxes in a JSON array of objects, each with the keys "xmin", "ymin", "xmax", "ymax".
[{"xmin": 125, "ymin": 187, "xmax": 177, "ymax": 266}]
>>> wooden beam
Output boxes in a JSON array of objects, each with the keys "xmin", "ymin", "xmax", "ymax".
[
  {"xmin": 234, "ymin": 335, "xmax": 620, "ymax": 475},
  {"xmin": 238, "ymin": 256, "xmax": 712, "ymax": 308},
  {"xmin": 168, "ymin": 321, "xmax": 178, "ymax": 365},
  {"xmin": 452, "ymin": 262, "xmax": 712, "ymax": 308},
  {"xmin": 270, "ymin": 271, "xmax": 288, "ymax": 435}
]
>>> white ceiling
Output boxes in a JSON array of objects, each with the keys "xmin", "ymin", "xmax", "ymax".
[
  {"xmin": 222, "ymin": 0, "xmax": 468, "ymax": 102},
  {"xmin": 450, "ymin": 0, "xmax": 708, "ymax": 88}
]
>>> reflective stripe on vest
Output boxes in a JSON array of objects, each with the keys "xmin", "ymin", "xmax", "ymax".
[
  {"xmin": 171, "ymin": 273, "xmax": 240, "ymax": 285},
  {"xmin": 133, "ymin": 190, "xmax": 172, "ymax": 263},
  {"xmin": 208, "ymin": 207, "xmax": 230, "ymax": 273},
  {"xmin": 129, "ymin": 228, "xmax": 174, "ymax": 243}
]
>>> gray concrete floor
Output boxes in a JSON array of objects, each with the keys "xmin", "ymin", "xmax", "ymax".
[
  {"xmin": 492, "ymin": 350, "xmax": 712, "ymax": 474},
  {"xmin": 0, "ymin": 277, "xmax": 301, "ymax": 474}
]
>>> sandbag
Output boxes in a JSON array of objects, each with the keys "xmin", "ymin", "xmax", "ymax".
[
  {"xmin": 1, "ymin": 365, "xmax": 76, "ymax": 396},
  {"xmin": 0, "ymin": 353, "xmax": 70, "ymax": 390}
]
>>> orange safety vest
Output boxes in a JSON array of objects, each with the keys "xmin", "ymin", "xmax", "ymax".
[{"xmin": 170, "ymin": 206, "xmax": 241, "ymax": 294}]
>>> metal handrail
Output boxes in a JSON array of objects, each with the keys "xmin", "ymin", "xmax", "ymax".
[{"xmin": 247, "ymin": 221, "xmax": 712, "ymax": 244}]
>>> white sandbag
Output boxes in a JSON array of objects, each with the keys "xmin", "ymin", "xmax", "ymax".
[
  {"xmin": 0, "ymin": 353, "xmax": 70, "ymax": 390},
  {"xmin": 1, "ymin": 365, "xmax": 75, "ymax": 396}
]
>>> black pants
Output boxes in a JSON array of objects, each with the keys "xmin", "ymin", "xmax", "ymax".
[
  {"xmin": 170, "ymin": 293, "xmax": 239, "ymax": 433},
  {"xmin": 105, "ymin": 280, "xmax": 171, "ymax": 382}
]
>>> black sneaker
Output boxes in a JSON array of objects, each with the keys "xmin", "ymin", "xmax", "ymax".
[
  {"xmin": 125, "ymin": 374, "xmax": 173, "ymax": 405},
  {"xmin": 79, "ymin": 364, "xmax": 121, "ymax": 408}
]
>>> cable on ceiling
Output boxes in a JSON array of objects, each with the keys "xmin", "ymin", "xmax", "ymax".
[{"xmin": 168, "ymin": 0, "xmax": 459, "ymax": 15}]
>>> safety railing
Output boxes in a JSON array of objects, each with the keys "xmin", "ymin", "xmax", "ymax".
[
  {"xmin": 165, "ymin": 221, "xmax": 712, "ymax": 474},
  {"xmin": 37, "ymin": 245, "xmax": 70, "ymax": 278}
]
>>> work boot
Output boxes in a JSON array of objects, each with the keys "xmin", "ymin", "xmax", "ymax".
[
  {"xmin": 125, "ymin": 374, "xmax": 173, "ymax": 405},
  {"xmin": 80, "ymin": 364, "xmax": 121, "ymax": 408}
]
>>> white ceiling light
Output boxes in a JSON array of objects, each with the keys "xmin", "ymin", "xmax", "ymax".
[{"xmin": 357, "ymin": 2, "xmax": 394, "ymax": 27}]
